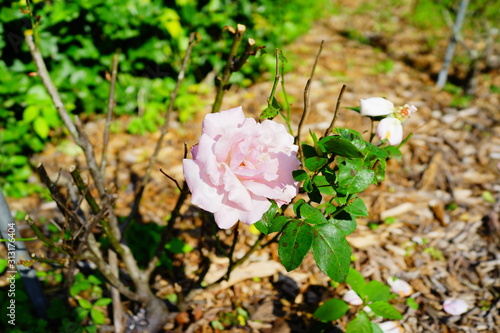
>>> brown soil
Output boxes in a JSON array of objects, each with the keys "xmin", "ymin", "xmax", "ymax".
[{"xmin": 4, "ymin": 1, "xmax": 499, "ymax": 332}]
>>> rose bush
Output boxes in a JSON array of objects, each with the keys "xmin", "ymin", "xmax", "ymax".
[{"xmin": 183, "ymin": 106, "xmax": 300, "ymax": 229}]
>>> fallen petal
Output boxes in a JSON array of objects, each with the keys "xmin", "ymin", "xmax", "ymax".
[{"xmin": 443, "ymin": 299, "xmax": 469, "ymax": 315}]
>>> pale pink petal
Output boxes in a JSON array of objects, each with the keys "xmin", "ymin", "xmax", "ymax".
[
  {"xmin": 202, "ymin": 106, "xmax": 246, "ymax": 139},
  {"xmin": 343, "ymin": 290, "xmax": 363, "ymax": 305},
  {"xmin": 182, "ymin": 159, "xmax": 223, "ymax": 213},
  {"xmin": 378, "ymin": 321, "xmax": 404, "ymax": 333},
  {"xmin": 360, "ymin": 97, "xmax": 394, "ymax": 117},
  {"xmin": 184, "ymin": 106, "xmax": 300, "ymax": 229},
  {"xmin": 222, "ymin": 164, "xmax": 252, "ymax": 211},
  {"xmin": 377, "ymin": 117, "xmax": 403, "ymax": 146},
  {"xmin": 387, "ymin": 278, "xmax": 413, "ymax": 297},
  {"xmin": 237, "ymin": 197, "xmax": 272, "ymax": 225},
  {"xmin": 443, "ymin": 299, "xmax": 468, "ymax": 315},
  {"xmin": 213, "ymin": 205, "xmax": 242, "ymax": 229}
]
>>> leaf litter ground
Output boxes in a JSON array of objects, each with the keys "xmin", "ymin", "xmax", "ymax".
[{"xmin": 4, "ymin": 1, "xmax": 499, "ymax": 332}]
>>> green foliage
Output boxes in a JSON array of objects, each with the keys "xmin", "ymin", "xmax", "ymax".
[
  {"xmin": 0, "ymin": 0, "xmax": 333, "ymax": 197},
  {"xmin": 314, "ymin": 298, "xmax": 350, "ymax": 322}
]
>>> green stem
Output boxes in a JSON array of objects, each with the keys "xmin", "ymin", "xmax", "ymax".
[{"xmin": 212, "ymin": 25, "xmax": 246, "ymax": 113}]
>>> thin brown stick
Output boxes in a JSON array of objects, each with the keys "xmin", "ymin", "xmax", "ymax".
[
  {"xmin": 159, "ymin": 168, "xmax": 182, "ymax": 192},
  {"xmin": 324, "ymin": 84, "xmax": 347, "ymax": 137},
  {"xmin": 295, "ymin": 41, "xmax": 324, "ymax": 162},
  {"xmin": 212, "ymin": 24, "xmax": 246, "ymax": 113},
  {"xmin": 101, "ymin": 52, "xmax": 120, "ymax": 176},
  {"xmin": 125, "ymin": 32, "xmax": 197, "ymax": 229},
  {"xmin": 144, "ymin": 181, "xmax": 189, "ymax": 277}
]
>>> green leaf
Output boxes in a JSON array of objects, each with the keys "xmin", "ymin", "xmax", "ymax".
[
  {"xmin": 165, "ymin": 237, "xmax": 194, "ymax": 254},
  {"xmin": 345, "ymin": 197, "xmax": 369, "ymax": 217},
  {"xmin": 365, "ymin": 281, "xmax": 391, "ymax": 302},
  {"xmin": 296, "ymin": 201, "xmax": 327, "ymax": 224},
  {"xmin": 312, "ymin": 224, "xmax": 351, "ymax": 282},
  {"xmin": 260, "ymin": 106, "xmax": 279, "ymax": 119},
  {"xmin": 278, "ymin": 220, "xmax": 313, "ymax": 271},
  {"xmin": 368, "ymin": 301, "xmax": 403, "ymax": 320},
  {"xmin": 269, "ymin": 215, "xmax": 290, "ymax": 233},
  {"xmin": 337, "ymin": 159, "xmax": 374, "ymax": 195},
  {"xmin": 346, "ymin": 268, "xmax": 367, "ymax": 298},
  {"xmin": 90, "ymin": 307, "xmax": 106, "ymax": 325},
  {"xmin": 253, "ymin": 201, "xmax": 279, "ymax": 235},
  {"xmin": 94, "ymin": 298, "xmax": 112, "ymax": 307},
  {"xmin": 313, "ymin": 298, "xmax": 349, "ymax": 322},
  {"xmin": 371, "ymin": 322, "xmax": 384, "ymax": 333},
  {"xmin": 23, "ymin": 105, "xmax": 40, "ymax": 123},
  {"xmin": 302, "ymin": 144, "xmax": 319, "ymax": 158},
  {"xmin": 0, "ymin": 259, "xmax": 7, "ymax": 274},
  {"xmin": 74, "ymin": 308, "xmax": 89, "ymax": 322},
  {"xmin": 307, "ymin": 184, "xmax": 322, "ymax": 204},
  {"xmin": 77, "ymin": 298, "xmax": 92, "ymax": 309},
  {"xmin": 33, "ymin": 117, "xmax": 50, "ymax": 139},
  {"xmin": 292, "ymin": 169, "xmax": 308, "ymax": 182},
  {"xmin": 70, "ymin": 281, "xmax": 92, "ymax": 297},
  {"xmin": 305, "ymin": 156, "xmax": 329, "ymax": 171},
  {"xmin": 318, "ymin": 136, "xmax": 364, "ymax": 158},
  {"xmin": 314, "ymin": 175, "xmax": 336, "ymax": 196},
  {"xmin": 406, "ymin": 297, "xmax": 419, "ymax": 310},
  {"xmin": 346, "ymin": 312, "xmax": 372, "ymax": 333},
  {"xmin": 331, "ymin": 217, "xmax": 356, "ymax": 236}
]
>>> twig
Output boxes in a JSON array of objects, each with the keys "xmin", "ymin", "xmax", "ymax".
[
  {"xmin": 212, "ymin": 24, "xmax": 246, "ymax": 113},
  {"xmin": 159, "ymin": 168, "xmax": 182, "ymax": 192},
  {"xmin": 279, "ymin": 50, "xmax": 292, "ymax": 131},
  {"xmin": 101, "ymin": 52, "xmax": 120, "ymax": 176},
  {"xmin": 295, "ymin": 40, "xmax": 324, "ymax": 162},
  {"xmin": 69, "ymin": 165, "xmax": 100, "ymax": 214},
  {"xmin": 83, "ymin": 247, "xmax": 140, "ymax": 302},
  {"xmin": 26, "ymin": 34, "xmax": 106, "ymax": 196},
  {"xmin": 125, "ymin": 32, "xmax": 197, "ymax": 230},
  {"xmin": 144, "ymin": 181, "xmax": 189, "ymax": 277},
  {"xmin": 324, "ymin": 84, "xmax": 347, "ymax": 137}
]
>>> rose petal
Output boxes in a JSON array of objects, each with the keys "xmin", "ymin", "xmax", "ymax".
[
  {"xmin": 202, "ymin": 106, "xmax": 246, "ymax": 139},
  {"xmin": 182, "ymin": 159, "xmax": 223, "ymax": 213},
  {"xmin": 378, "ymin": 321, "xmax": 404, "ymax": 333},
  {"xmin": 387, "ymin": 278, "xmax": 413, "ymax": 297},
  {"xmin": 360, "ymin": 97, "xmax": 395, "ymax": 117},
  {"xmin": 342, "ymin": 290, "xmax": 363, "ymax": 305},
  {"xmin": 377, "ymin": 117, "xmax": 403, "ymax": 146},
  {"xmin": 443, "ymin": 299, "xmax": 468, "ymax": 315}
]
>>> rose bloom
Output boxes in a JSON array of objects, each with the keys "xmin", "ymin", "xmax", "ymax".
[
  {"xmin": 183, "ymin": 107, "xmax": 300, "ymax": 229},
  {"xmin": 377, "ymin": 117, "xmax": 403, "ymax": 146},
  {"xmin": 360, "ymin": 97, "xmax": 395, "ymax": 117}
]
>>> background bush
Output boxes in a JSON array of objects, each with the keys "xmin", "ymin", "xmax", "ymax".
[{"xmin": 0, "ymin": 0, "xmax": 333, "ymax": 197}]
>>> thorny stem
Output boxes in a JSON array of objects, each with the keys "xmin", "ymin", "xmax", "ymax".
[
  {"xmin": 296, "ymin": 40, "xmax": 324, "ymax": 164},
  {"xmin": 26, "ymin": 34, "xmax": 106, "ymax": 197},
  {"xmin": 100, "ymin": 52, "xmax": 120, "ymax": 176},
  {"xmin": 125, "ymin": 32, "xmax": 197, "ymax": 231},
  {"xmin": 279, "ymin": 50, "xmax": 292, "ymax": 133},
  {"xmin": 25, "ymin": 216, "xmax": 71, "ymax": 256},
  {"xmin": 324, "ymin": 84, "xmax": 347, "ymax": 137},
  {"xmin": 69, "ymin": 165, "xmax": 100, "ymax": 214},
  {"xmin": 212, "ymin": 24, "xmax": 246, "ymax": 114}
]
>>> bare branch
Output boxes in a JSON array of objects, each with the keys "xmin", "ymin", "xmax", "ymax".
[
  {"xmin": 324, "ymin": 84, "xmax": 347, "ymax": 137},
  {"xmin": 125, "ymin": 32, "xmax": 197, "ymax": 229},
  {"xmin": 295, "ymin": 40, "xmax": 324, "ymax": 162},
  {"xmin": 212, "ymin": 24, "xmax": 246, "ymax": 113}
]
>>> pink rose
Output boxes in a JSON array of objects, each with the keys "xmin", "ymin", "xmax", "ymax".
[{"xmin": 183, "ymin": 107, "xmax": 300, "ymax": 229}]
